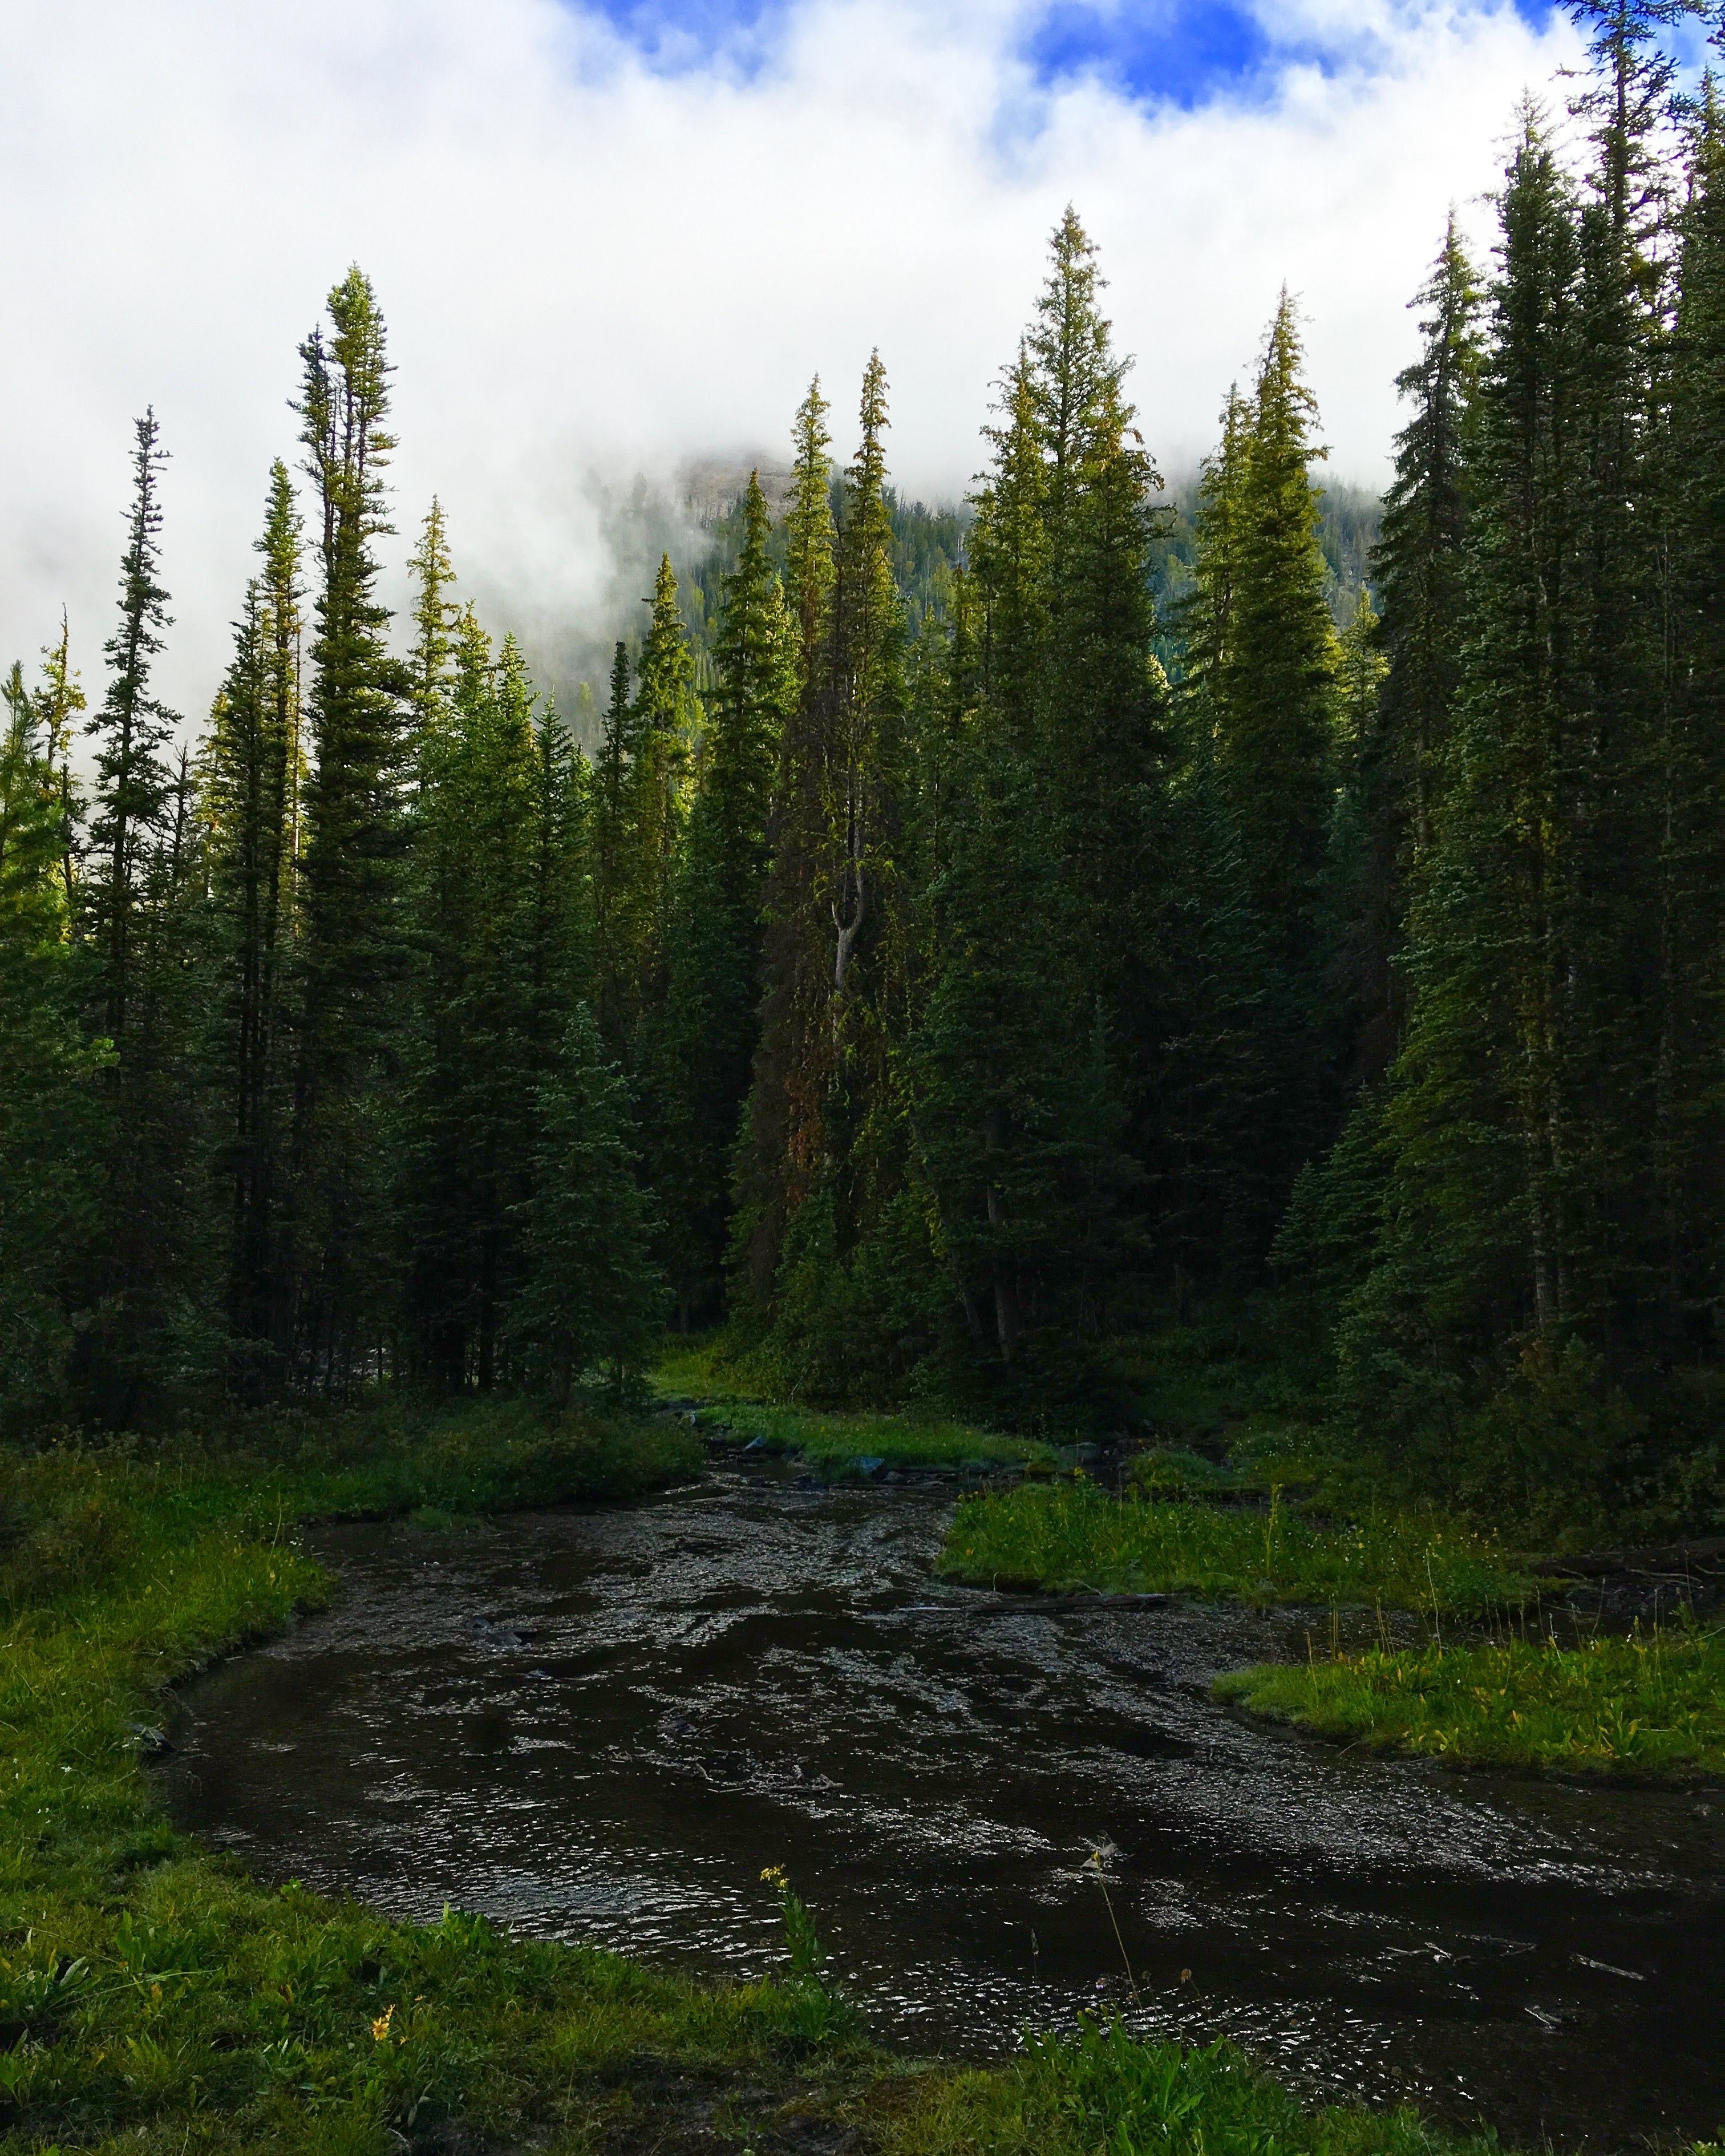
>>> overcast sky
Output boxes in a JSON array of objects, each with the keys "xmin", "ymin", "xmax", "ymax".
[{"xmin": 2, "ymin": 0, "xmax": 1585, "ymax": 725}]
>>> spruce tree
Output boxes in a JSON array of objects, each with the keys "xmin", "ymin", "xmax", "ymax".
[
  {"xmin": 86, "ymin": 410, "xmax": 176, "ymax": 1050},
  {"xmin": 0, "ymin": 648, "xmax": 103, "ymax": 1430},
  {"xmin": 590, "ymin": 640, "xmax": 637, "ymax": 1059},
  {"xmin": 510, "ymin": 1005, "xmax": 667, "ymax": 1401},
  {"xmin": 289, "ymin": 267, "xmax": 409, "ymax": 1389},
  {"xmin": 405, "ymin": 497, "xmax": 459, "ymax": 763},
  {"xmin": 1651, "ymin": 66, "xmax": 1725, "ymax": 1364},
  {"xmin": 1187, "ymin": 294, "xmax": 1342, "ymax": 1253},
  {"xmin": 205, "ymin": 464, "xmax": 304, "ymax": 1390},
  {"xmin": 1340, "ymin": 104, "xmax": 1592, "ymax": 1472},
  {"xmin": 1355, "ymin": 220, "xmax": 1482, "ymax": 1072},
  {"xmin": 657, "ymin": 475, "xmax": 795, "ymax": 1320},
  {"xmin": 629, "ymin": 551, "xmax": 699, "ymax": 1035},
  {"xmin": 406, "ymin": 614, "xmax": 546, "ymax": 1388},
  {"xmin": 72, "ymin": 411, "xmax": 218, "ymax": 1422},
  {"xmin": 733, "ymin": 382, "xmax": 840, "ymax": 1311}
]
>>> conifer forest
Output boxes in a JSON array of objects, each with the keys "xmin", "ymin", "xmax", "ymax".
[
  {"xmin": 8, "ymin": 11, "xmax": 1725, "ymax": 1551},
  {"xmin": 4, "ymin": 7, "xmax": 1725, "ymax": 2152}
]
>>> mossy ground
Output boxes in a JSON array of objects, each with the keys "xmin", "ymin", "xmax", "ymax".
[
  {"xmin": 1214, "ymin": 1624, "xmax": 1725, "ymax": 1779},
  {"xmin": 5, "ymin": 1399, "xmax": 1711, "ymax": 2153},
  {"xmin": 937, "ymin": 1479, "xmax": 1532, "ymax": 1613}
]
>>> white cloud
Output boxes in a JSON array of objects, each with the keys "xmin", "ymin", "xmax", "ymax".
[{"xmin": 0, "ymin": 0, "xmax": 1580, "ymax": 726}]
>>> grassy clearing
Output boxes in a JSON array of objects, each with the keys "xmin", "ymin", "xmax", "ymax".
[
  {"xmin": 690, "ymin": 1399, "xmax": 1052, "ymax": 1474},
  {"xmin": 1214, "ymin": 1624, "xmax": 1725, "ymax": 1779},
  {"xmin": 938, "ymin": 1479, "xmax": 1532, "ymax": 1613}
]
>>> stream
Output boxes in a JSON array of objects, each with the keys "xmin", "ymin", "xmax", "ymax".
[{"xmin": 157, "ymin": 1466, "xmax": 1723, "ymax": 2149}]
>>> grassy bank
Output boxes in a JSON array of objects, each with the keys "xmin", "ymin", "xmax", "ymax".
[
  {"xmin": 938, "ymin": 1479, "xmax": 1532, "ymax": 1613},
  {"xmin": 687, "ymin": 1399, "xmax": 1052, "ymax": 1475},
  {"xmin": 2, "ymin": 1406, "xmax": 1710, "ymax": 2154},
  {"xmin": 1214, "ymin": 1625, "xmax": 1725, "ymax": 1779}
]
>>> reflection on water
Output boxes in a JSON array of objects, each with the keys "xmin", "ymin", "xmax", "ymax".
[{"xmin": 158, "ymin": 1469, "xmax": 1724, "ymax": 2149}]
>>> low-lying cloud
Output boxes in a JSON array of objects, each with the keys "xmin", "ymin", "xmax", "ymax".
[{"xmin": 0, "ymin": 0, "xmax": 1580, "ymax": 727}]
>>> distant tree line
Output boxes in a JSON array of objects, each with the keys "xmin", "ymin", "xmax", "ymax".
[{"xmin": 2, "ymin": 1, "xmax": 1721, "ymax": 1523}]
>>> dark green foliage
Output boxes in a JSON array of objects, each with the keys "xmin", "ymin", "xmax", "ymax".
[
  {"xmin": 657, "ymin": 475, "xmax": 795, "ymax": 1322},
  {"xmin": 10, "ymin": 24, "xmax": 1725, "ymax": 1545},
  {"xmin": 0, "ymin": 648, "xmax": 103, "ymax": 1433},
  {"xmin": 289, "ymin": 267, "xmax": 411, "ymax": 1391},
  {"xmin": 511, "ymin": 1006, "xmax": 668, "ymax": 1399},
  {"xmin": 405, "ymin": 619, "xmax": 576, "ymax": 1390},
  {"xmin": 906, "ymin": 222, "xmax": 1161, "ymax": 1386},
  {"xmin": 204, "ymin": 463, "xmax": 305, "ymax": 1397},
  {"xmin": 1354, "ymin": 220, "xmax": 1480, "ymax": 1075},
  {"xmin": 76, "ymin": 414, "xmax": 214, "ymax": 1426}
]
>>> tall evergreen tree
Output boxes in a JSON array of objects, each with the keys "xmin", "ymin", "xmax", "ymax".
[
  {"xmin": 1339, "ymin": 105, "xmax": 1593, "ymax": 1471},
  {"xmin": 510, "ymin": 1005, "xmax": 667, "ymax": 1401},
  {"xmin": 86, "ymin": 411, "xmax": 176, "ymax": 1051},
  {"xmin": 0, "ymin": 648, "xmax": 103, "ymax": 1430},
  {"xmin": 289, "ymin": 266, "xmax": 408, "ymax": 1389},
  {"xmin": 657, "ymin": 475, "xmax": 795, "ymax": 1320},
  {"xmin": 734, "ymin": 382, "xmax": 840, "ymax": 1310},
  {"xmin": 406, "ymin": 617, "xmax": 549, "ymax": 1387},
  {"xmin": 1184, "ymin": 294, "xmax": 1342, "ymax": 1253},
  {"xmin": 405, "ymin": 497, "xmax": 459, "ymax": 765},
  {"xmin": 74, "ymin": 411, "xmax": 217, "ymax": 1422},
  {"xmin": 1649, "ymin": 58, "xmax": 1725, "ymax": 1364},
  {"xmin": 629, "ymin": 552, "xmax": 699, "ymax": 1039},
  {"xmin": 205, "ymin": 464, "xmax": 304, "ymax": 1391}
]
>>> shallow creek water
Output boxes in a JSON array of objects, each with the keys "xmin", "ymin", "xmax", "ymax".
[{"xmin": 159, "ymin": 1467, "xmax": 1723, "ymax": 2149}]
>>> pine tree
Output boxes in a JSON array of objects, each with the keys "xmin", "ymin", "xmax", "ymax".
[
  {"xmin": 1650, "ymin": 62, "xmax": 1725, "ymax": 1364},
  {"xmin": 1354, "ymin": 220, "xmax": 1482, "ymax": 1075},
  {"xmin": 1189, "ymin": 293, "xmax": 1342, "ymax": 1252},
  {"xmin": 1027, "ymin": 210, "xmax": 1168, "ymax": 1016},
  {"xmin": 629, "ymin": 551, "xmax": 699, "ymax": 1035},
  {"xmin": 510, "ymin": 1005, "xmax": 667, "ymax": 1401},
  {"xmin": 657, "ymin": 475, "xmax": 795, "ymax": 1320},
  {"xmin": 204, "ymin": 464, "xmax": 304, "ymax": 1391},
  {"xmin": 1218, "ymin": 292, "xmax": 1340, "ymax": 979},
  {"xmin": 590, "ymin": 640, "xmax": 636, "ymax": 1058},
  {"xmin": 783, "ymin": 377, "xmax": 837, "ymax": 691},
  {"xmin": 406, "ymin": 614, "xmax": 548, "ymax": 1388},
  {"xmin": 86, "ymin": 410, "xmax": 176, "ymax": 1050},
  {"xmin": 1340, "ymin": 104, "xmax": 1592, "ymax": 1469},
  {"xmin": 289, "ymin": 266, "xmax": 409, "ymax": 1389},
  {"xmin": 733, "ymin": 383, "xmax": 841, "ymax": 1310},
  {"xmin": 907, "ymin": 236, "xmax": 1154, "ymax": 1376},
  {"xmin": 0, "ymin": 649, "xmax": 103, "ymax": 1430},
  {"xmin": 70, "ymin": 412, "xmax": 220, "ymax": 1422},
  {"xmin": 405, "ymin": 497, "xmax": 459, "ymax": 763},
  {"xmin": 728, "ymin": 358, "xmax": 913, "ymax": 1382}
]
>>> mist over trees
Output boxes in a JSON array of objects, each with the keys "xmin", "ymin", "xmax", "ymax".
[{"xmin": 3, "ymin": 0, "xmax": 1724, "ymax": 1531}]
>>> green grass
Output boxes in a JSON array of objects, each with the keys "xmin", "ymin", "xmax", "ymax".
[
  {"xmin": 0, "ymin": 1403, "xmax": 876, "ymax": 2153},
  {"xmin": 653, "ymin": 1330, "xmax": 780, "ymax": 1404},
  {"xmin": 938, "ymin": 1479, "xmax": 1533, "ymax": 1612},
  {"xmin": 690, "ymin": 1399, "xmax": 1053, "ymax": 1474},
  {"xmin": 885, "ymin": 2016, "xmax": 1518, "ymax": 2156},
  {"xmin": 1214, "ymin": 1624, "xmax": 1725, "ymax": 1779},
  {"xmin": 0, "ymin": 1403, "xmax": 1703, "ymax": 2154}
]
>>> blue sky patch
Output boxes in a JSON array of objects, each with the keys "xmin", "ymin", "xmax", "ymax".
[
  {"xmin": 564, "ymin": 0, "xmax": 1569, "ymax": 95},
  {"xmin": 568, "ymin": 0, "xmax": 784, "ymax": 74},
  {"xmin": 1024, "ymin": 1, "xmax": 1279, "ymax": 110}
]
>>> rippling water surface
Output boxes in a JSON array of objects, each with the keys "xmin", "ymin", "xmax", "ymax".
[{"xmin": 158, "ymin": 1468, "xmax": 1723, "ymax": 2148}]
